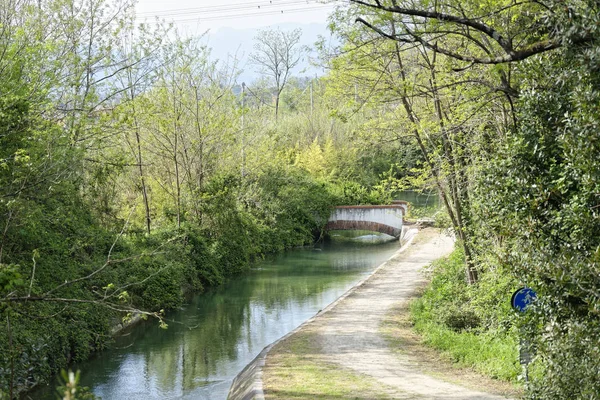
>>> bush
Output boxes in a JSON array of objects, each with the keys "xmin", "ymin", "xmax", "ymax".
[
  {"xmin": 443, "ymin": 308, "xmax": 481, "ymax": 332},
  {"xmin": 411, "ymin": 248, "xmax": 520, "ymax": 382}
]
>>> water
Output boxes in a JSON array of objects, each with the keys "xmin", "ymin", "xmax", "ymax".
[
  {"xmin": 396, "ymin": 190, "xmax": 439, "ymax": 209},
  {"xmin": 34, "ymin": 237, "xmax": 400, "ymax": 400}
]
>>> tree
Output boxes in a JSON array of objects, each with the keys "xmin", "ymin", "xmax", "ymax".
[
  {"xmin": 250, "ymin": 28, "xmax": 303, "ymax": 122},
  {"xmin": 330, "ymin": 0, "xmax": 597, "ymax": 286},
  {"xmin": 340, "ymin": 0, "xmax": 600, "ymax": 397},
  {"xmin": 116, "ymin": 29, "xmax": 167, "ymax": 234},
  {"xmin": 325, "ymin": 5, "xmax": 510, "ymax": 283},
  {"xmin": 348, "ymin": 0, "xmax": 592, "ymax": 65}
]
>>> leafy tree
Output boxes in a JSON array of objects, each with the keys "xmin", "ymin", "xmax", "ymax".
[
  {"xmin": 478, "ymin": 4, "xmax": 600, "ymax": 395},
  {"xmin": 345, "ymin": 0, "xmax": 600, "ymax": 397},
  {"xmin": 349, "ymin": 0, "xmax": 591, "ymax": 64},
  {"xmin": 325, "ymin": 5, "xmax": 504, "ymax": 282},
  {"xmin": 0, "ymin": 0, "xmax": 436, "ymax": 396}
]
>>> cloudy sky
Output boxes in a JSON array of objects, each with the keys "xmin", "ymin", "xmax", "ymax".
[
  {"xmin": 134, "ymin": 0, "xmax": 338, "ymax": 34},
  {"xmin": 134, "ymin": 0, "xmax": 340, "ymax": 83}
]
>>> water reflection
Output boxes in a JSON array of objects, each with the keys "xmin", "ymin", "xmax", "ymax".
[
  {"xmin": 396, "ymin": 190, "xmax": 439, "ymax": 209},
  {"xmin": 35, "ymin": 238, "xmax": 400, "ymax": 400}
]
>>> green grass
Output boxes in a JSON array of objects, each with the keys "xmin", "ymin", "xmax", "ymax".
[
  {"xmin": 410, "ymin": 316, "xmax": 519, "ymax": 381},
  {"xmin": 409, "ymin": 249, "xmax": 521, "ymax": 382},
  {"xmin": 263, "ymin": 331, "xmax": 394, "ymax": 400}
]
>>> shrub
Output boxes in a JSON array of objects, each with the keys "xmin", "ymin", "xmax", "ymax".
[{"xmin": 411, "ymin": 248, "xmax": 520, "ymax": 382}]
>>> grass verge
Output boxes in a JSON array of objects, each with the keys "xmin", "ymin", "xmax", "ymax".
[
  {"xmin": 391, "ymin": 247, "xmax": 524, "ymax": 396},
  {"xmin": 410, "ymin": 316, "xmax": 518, "ymax": 379},
  {"xmin": 263, "ymin": 330, "xmax": 394, "ymax": 400}
]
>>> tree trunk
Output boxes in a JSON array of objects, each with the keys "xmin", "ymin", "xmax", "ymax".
[
  {"xmin": 131, "ymin": 100, "xmax": 151, "ymax": 235},
  {"xmin": 427, "ymin": 51, "xmax": 478, "ymax": 283},
  {"xmin": 135, "ymin": 128, "xmax": 151, "ymax": 235},
  {"xmin": 275, "ymin": 91, "xmax": 280, "ymax": 123},
  {"xmin": 172, "ymin": 89, "xmax": 181, "ymax": 230},
  {"xmin": 390, "ymin": 24, "xmax": 478, "ymax": 283}
]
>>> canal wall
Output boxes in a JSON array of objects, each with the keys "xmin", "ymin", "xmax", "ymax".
[
  {"xmin": 227, "ymin": 227, "xmax": 419, "ymax": 400},
  {"xmin": 109, "ymin": 313, "xmax": 143, "ymax": 335}
]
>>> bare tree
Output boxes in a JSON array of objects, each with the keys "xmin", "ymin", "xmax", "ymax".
[{"xmin": 250, "ymin": 28, "xmax": 303, "ymax": 122}]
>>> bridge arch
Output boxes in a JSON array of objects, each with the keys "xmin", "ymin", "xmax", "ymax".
[{"xmin": 325, "ymin": 203, "xmax": 406, "ymax": 238}]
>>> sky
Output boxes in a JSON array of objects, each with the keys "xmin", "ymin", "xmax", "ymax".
[
  {"xmin": 134, "ymin": 0, "xmax": 339, "ymax": 35},
  {"xmin": 134, "ymin": 0, "xmax": 341, "ymax": 83}
]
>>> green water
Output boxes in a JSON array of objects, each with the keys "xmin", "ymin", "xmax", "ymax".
[
  {"xmin": 34, "ymin": 237, "xmax": 400, "ymax": 400},
  {"xmin": 396, "ymin": 190, "xmax": 439, "ymax": 209}
]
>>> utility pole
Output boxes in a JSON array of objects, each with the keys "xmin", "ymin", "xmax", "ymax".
[
  {"xmin": 241, "ymin": 82, "xmax": 246, "ymax": 177},
  {"xmin": 310, "ymin": 79, "xmax": 314, "ymax": 118}
]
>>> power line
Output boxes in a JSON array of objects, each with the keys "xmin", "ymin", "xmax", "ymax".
[
  {"xmin": 135, "ymin": 1, "xmax": 339, "ymax": 23},
  {"xmin": 139, "ymin": 5, "xmax": 336, "ymax": 24},
  {"xmin": 136, "ymin": 0, "xmax": 330, "ymax": 17}
]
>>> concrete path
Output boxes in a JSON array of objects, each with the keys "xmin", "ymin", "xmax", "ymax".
[{"xmin": 312, "ymin": 228, "xmax": 509, "ymax": 399}]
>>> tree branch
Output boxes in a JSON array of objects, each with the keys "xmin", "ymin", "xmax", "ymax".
[
  {"xmin": 356, "ymin": 17, "xmax": 562, "ymax": 64},
  {"xmin": 352, "ymin": 0, "xmax": 584, "ymax": 64},
  {"xmin": 351, "ymin": 0, "xmax": 514, "ymax": 52}
]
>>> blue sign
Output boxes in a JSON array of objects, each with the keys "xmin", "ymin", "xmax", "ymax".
[{"xmin": 511, "ymin": 287, "xmax": 537, "ymax": 312}]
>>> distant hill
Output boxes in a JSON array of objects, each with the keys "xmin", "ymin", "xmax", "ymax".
[{"xmin": 201, "ymin": 22, "xmax": 335, "ymax": 85}]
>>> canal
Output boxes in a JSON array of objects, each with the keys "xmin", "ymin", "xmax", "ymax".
[{"xmin": 34, "ymin": 234, "xmax": 401, "ymax": 399}]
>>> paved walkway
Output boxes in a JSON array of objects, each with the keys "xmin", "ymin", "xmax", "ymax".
[
  {"xmin": 271, "ymin": 229, "xmax": 511, "ymax": 399},
  {"xmin": 311, "ymin": 229, "xmax": 509, "ymax": 399}
]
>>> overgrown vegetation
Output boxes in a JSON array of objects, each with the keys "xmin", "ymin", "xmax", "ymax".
[
  {"xmin": 0, "ymin": 0, "xmax": 407, "ymax": 396},
  {"xmin": 411, "ymin": 249, "xmax": 520, "ymax": 382},
  {"xmin": 1, "ymin": 0, "xmax": 598, "ymax": 397},
  {"xmin": 339, "ymin": 1, "xmax": 600, "ymax": 398}
]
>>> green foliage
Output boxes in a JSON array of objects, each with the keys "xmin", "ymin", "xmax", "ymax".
[
  {"xmin": 242, "ymin": 166, "xmax": 338, "ymax": 251},
  {"xmin": 0, "ymin": 0, "xmax": 416, "ymax": 396},
  {"xmin": 335, "ymin": 0, "xmax": 600, "ymax": 396},
  {"xmin": 7, "ymin": 0, "xmax": 598, "ymax": 396},
  {"xmin": 182, "ymin": 226, "xmax": 221, "ymax": 288},
  {"xmin": 0, "ymin": 265, "xmax": 23, "ymax": 293},
  {"xmin": 411, "ymin": 249, "xmax": 520, "ymax": 381},
  {"xmin": 478, "ymin": 31, "xmax": 600, "ymax": 399},
  {"xmin": 56, "ymin": 370, "xmax": 98, "ymax": 400}
]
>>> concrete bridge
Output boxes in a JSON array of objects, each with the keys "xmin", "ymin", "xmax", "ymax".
[{"xmin": 325, "ymin": 201, "xmax": 407, "ymax": 238}]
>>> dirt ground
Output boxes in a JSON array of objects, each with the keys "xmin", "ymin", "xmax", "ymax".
[{"xmin": 263, "ymin": 228, "xmax": 518, "ymax": 400}]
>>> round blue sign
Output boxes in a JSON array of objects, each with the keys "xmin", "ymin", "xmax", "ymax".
[{"xmin": 511, "ymin": 287, "xmax": 537, "ymax": 312}]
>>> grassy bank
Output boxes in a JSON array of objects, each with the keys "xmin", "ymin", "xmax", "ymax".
[{"xmin": 410, "ymin": 248, "xmax": 521, "ymax": 382}]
